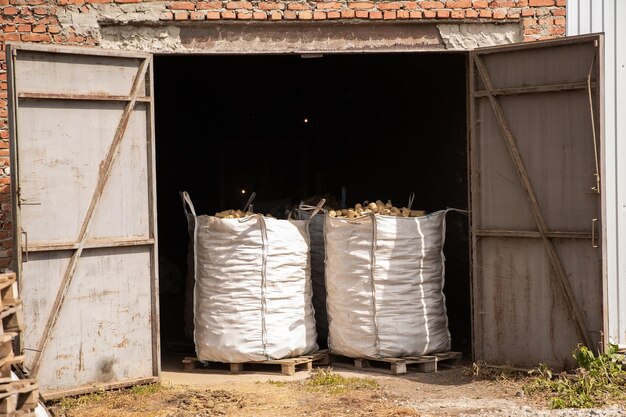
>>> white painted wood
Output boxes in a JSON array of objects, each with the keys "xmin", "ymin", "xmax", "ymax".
[
  {"xmin": 22, "ymin": 248, "xmax": 153, "ymax": 391},
  {"xmin": 8, "ymin": 44, "xmax": 158, "ymax": 394},
  {"xmin": 567, "ymin": 0, "xmax": 626, "ymax": 347},
  {"xmin": 14, "ymin": 51, "xmax": 146, "ymax": 97}
]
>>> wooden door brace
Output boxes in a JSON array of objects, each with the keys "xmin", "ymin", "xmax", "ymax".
[
  {"xmin": 473, "ymin": 54, "xmax": 593, "ymax": 349},
  {"xmin": 29, "ymin": 57, "xmax": 152, "ymax": 376}
]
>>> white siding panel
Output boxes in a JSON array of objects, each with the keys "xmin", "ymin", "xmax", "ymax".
[{"xmin": 567, "ymin": 0, "xmax": 626, "ymax": 347}]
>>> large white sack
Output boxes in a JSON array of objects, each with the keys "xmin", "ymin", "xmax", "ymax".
[
  {"xmin": 293, "ymin": 207, "xmax": 328, "ymax": 349},
  {"xmin": 325, "ymin": 210, "xmax": 451, "ymax": 359},
  {"xmin": 182, "ymin": 192, "xmax": 318, "ymax": 363}
]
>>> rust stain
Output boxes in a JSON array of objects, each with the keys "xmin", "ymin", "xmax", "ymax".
[
  {"xmin": 116, "ymin": 337, "xmax": 128, "ymax": 348},
  {"xmin": 79, "ymin": 342, "xmax": 84, "ymax": 372}
]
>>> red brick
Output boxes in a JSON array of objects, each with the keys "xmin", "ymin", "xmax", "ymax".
[
  {"xmin": 316, "ymin": 1, "xmax": 341, "ymax": 9},
  {"xmin": 298, "ymin": 9, "xmax": 312, "ymax": 18},
  {"xmin": 47, "ymin": 25, "xmax": 61, "ymax": 33},
  {"xmin": 522, "ymin": 17, "xmax": 536, "ymax": 27},
  {"xmin": 446, "ymin": 0, "xmax": 470, "ymax": 7},
  {"xmin": 472, "ymin": 0, "xmax": 487, "ymax": 5},
  {"xmin": 420, "ymin": 1, "xmax": 443, "ymax": 8},
  {"xmin": 86, "ymin": 0, "xmax": 112, "ymax": 3},
  {"xmin": 355, "ymin": 9, "xmax": 368, "ymax": 17},
  {"xmin": 284, "ymin": 10, "xmax": 297, "ymax": 18},
  {"xmin": 115, "ymin": 0, "xmax": 141, "ymax": 3},
  {"xmin": 403, "ymin": 2, "xmax": 418, "ymax": 9},
  {"xmin": 478, "ymin": 9, "xmax": 491, "ymax": 17},
  {"xmin": 160, "ymin": 10, "xmax": 174, "ymax": 19},
  {"xmin": 196, "ymin": 1, "xmax": 222, "ymax": 9},
  {"xmin": 259, "ymin": 2, "xmax": 283, "ymax": 10},
  {"xmin": 17, "ymin": 24, "xmax": 30, "ymax": 32},
  {"xmin": 341, "ymin": 9, "xmax": 355, "ymax": 17},
  {"xmin": 529, "ymin": 0, "xmax": 553, "ymax": 5},
  {"xmin": 3, "ymin": 7, "xmax": 18, "ymax": 15},
  {"xmin": 378, "ymin": 2, "xmax": 401, "ymax": 10},
  {"xmin": 189, "ymin": 10, "xmax": 205, "ymax": 19},
  {"xmin": 507, "ymin": 10, "xmax": 519, "ymax": 18},
  {"xmin": 173, "ymin": 10, "xmax": 188, "ymax": 19},
  {"xmin": 32, "ymin": 6, "xmax": 48, "ymax": 13},
  {"xmin": 409, "ymin": 10, "xmax": 421, "ymax": 17},
  {"xmin": 32, "ymin": 24, "xmax": 45, "ymax": 32},
  {"xmin": 436, "ymin": 9, "xmax": 450, "ymax": 17},
  {"xmin": 521, "ymin": 7, "xmax": 533, "ymax": 16},
  {"xmin": 396, "ymin": 9, "xmax": 409, "ymax": 18},
  {"xmin": 493, "ymin": 9, "xmax": 505, "ymax": 18},
  {"xmin": 169, "ymin": 1, "xmax": 195, "ymax": 10},
  {"xmin": 348, "ymin": 1, "xmax": 374, "ymax": 9},
  {"xmin": 221, "ymin": 9, "xmax": 236, "ymax": 17},
  {"xmin": 555, "ymin": 0, "xmax": 565, "ymax": 5},
  {"xmin": 227, "ymin": 1, "xmax": 252, "ymax": 9},
  {"xmin": 313, "ymin": 10, "xmax": 326, "ymax": 19},
  {"xmin": 269, "ymin": 10, "xmax": 282, "ymax": 18},
  {"xmin": 369, "ymin": 10, "xmax": 382, "ymax": 18},
  {"xmin": 549, "ymin": 25, "xmax": 565, "ymax": 35},
  {"xmin": 551, "ymin": 8, "xmax": 565, "ymax": 16},
  {"xmin": 20, "ymin": 33, "xmax": 50, "ymax": 41},
  {"xmin": 450, "ymin": 9, "xmax": 463, "ymax": 17},
  {"xmin": 383, "ymin": 10, "xmax": 396, "ymax": 18},
  {"xmin": 206, "ymin": 10, "xmax": 220, "ymax": 18},
  {"xmin": 287, "ymin": 3, "xmax": 310, "ymax": 10},
  {"xmin": 464, "ymin": 8, "xmax": 477, "ymax": 17},
  {"xmin": 423, "ymin": 9, "xmax": 436, "ymax": 17},
  {"xmin": 252, "ymin": 11, "xmax": 267, "ymax": 18},
  {"xmin": 237, "ymin": 10, "xmax": 252, "ymax": 18},
  {"xmin": 553, "ymin": 16, "xmax": 564, "ymax": 25},
  {"xmin": 327, "ymin": 10, "xmax": 340, "ymax": 18}
]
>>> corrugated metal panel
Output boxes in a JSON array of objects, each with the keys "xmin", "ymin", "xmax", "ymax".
[
  {"xmin": 567, "ymin": 0, "xmax": 626, "ymax": 347},
  {"xmin": 7, "ymin": 43, "xmax": 160, "ymax": 397}
]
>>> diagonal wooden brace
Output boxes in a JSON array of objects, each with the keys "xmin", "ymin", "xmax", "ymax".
[
  {"xmin": 29, "ymin": 57, "xmax": 152, "ymax": 376},
  {"xmin": 473, "ymin": 54, "xmax": 593, "ymax": 350}
]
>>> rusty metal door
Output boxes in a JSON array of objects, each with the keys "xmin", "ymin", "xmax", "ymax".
[
  {"xmin": 7, "ymin": 43, "xmax": 159, "ymax": 397},
  {"xmin": 470, "ymin": 34, "xmax": 604, "ymax": 369}
]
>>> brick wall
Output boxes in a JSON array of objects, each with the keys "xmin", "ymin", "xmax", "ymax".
[{"xmin": 0, "ymin": 0, "xmax": 566, "ymax": 269}]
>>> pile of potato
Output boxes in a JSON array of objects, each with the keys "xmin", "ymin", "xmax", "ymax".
[
  {"xmin": 328, "ymin": 200, "xmax": 425, "ymax": 219},
  {"xmin": 214, "ymin": 209, "xmax": 274, "ymax": 219}
]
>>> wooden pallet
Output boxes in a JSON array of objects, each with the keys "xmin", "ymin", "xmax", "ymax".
[
  {"xmin": 183, "ymin": 349, "xmax": 330, "ymax": 376},
  {"xmin": 0, "ymin": 352, "xmax": 24, "ymax": 383},
  {"xmin": 0, "ymin": 380, "xmax": 39, "ymax": 415},
  {"xmin": 0, "ymin": 274, "xmax": 17, "ymax": 312},
  {"xmin": 333, "ymin": 351, "xmax": 463, "ymax": 375},
  {"xmin": 0, "ymin": 304, "xmax": 24, "ymax": 335}
]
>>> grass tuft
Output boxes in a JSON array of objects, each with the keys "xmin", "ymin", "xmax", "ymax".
[{"xmin": 304, "ymin": 369, "xmax": 378, "ymax": 394}]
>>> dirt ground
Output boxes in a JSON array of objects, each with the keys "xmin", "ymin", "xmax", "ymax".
[{"xmin": 47, "ymin": 356, "xmax": 626, "ymax": 417}]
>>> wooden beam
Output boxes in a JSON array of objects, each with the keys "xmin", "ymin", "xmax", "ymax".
[
  {"xmin": 475, "ymin": 230, "xmax": 593, "ymax": 239},
  {"xmin": 22, "ymin": 237, "xmax": 155, "ymax": 253},
  {"xmin": 472, "ymin": 82, "xmax": 592, "ymax": 98},
  {"xmin": 41, "ymin": 377, "xmax": 159, "ymax": 401},
  {"xmin": 473, "ymin": 54, "xmax": 593, "ymax": 350},
  {"xmin": 18, "ymin": 92, "xmax": 151, "ymax": 102},
  {"xmin": 29, "ymin": 57, "xmax": 152, "ymax": 377}
]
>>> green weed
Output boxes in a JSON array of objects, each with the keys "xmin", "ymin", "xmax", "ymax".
[
  {"xmin": 524, "ymin": 344, "xmax": 626, "ymax": 409},
  {"xmin": 303, "ymin": 369, "xmax": 378, "ymax": 394}
]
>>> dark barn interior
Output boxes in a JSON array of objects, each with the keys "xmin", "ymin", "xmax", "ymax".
[{"xmin": 153, "ymin": 52, "xmax": 471, "ymax": 357}]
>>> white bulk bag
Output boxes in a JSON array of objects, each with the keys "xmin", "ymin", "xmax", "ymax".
[
  {"xmin": 325, "ymin": 210, "xmax": 451, "ymax": 359},
  {"xmin": 181, "ymin": 192, "xmax": 318, "ymax": 363},
  {"xmin": 293, "ymin": 206, "xmax": 328, "ymax": 348}
]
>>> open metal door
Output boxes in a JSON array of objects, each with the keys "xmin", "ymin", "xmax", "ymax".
[
  {"xmin": 470, "ymin": 34, "xmax": 604, "ymax": 369},
  {"xmin": 7, "ymin": 43, "xmax": 159, "ymax": 397}
]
